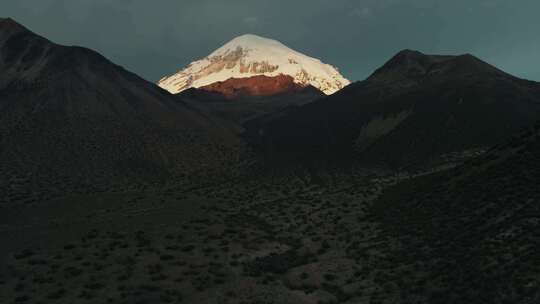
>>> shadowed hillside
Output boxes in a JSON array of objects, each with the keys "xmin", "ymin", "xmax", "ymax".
[
  {"xmin": 0, "ymin": 18, "xmax": 243, "ymax": 203},
  {"xmin": 372, "ymin": 121, "xmax": 540, "ymax": 303},
  {"xmin": 179, "ymin": 84, "xmax": 324, "ymax": 134},
  {"xmin": 247, "ymin": 50, "xmax": 540, "ymax": 170}
]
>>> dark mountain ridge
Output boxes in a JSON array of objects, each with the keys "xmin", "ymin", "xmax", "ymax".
[
  {"xmin": 178, "ymin": 84, "xmax": 324, "ymax": 133},
  {"xmin": 367, "ymin": 49, "xmax": 507, "ymax": 86},
  {"xmin": 0, "ymin": 18, "xmax": 242, "ymax": 203},
  {"xmin": 246, "ymin": 49, "xmax": 540, "ymax": 170}
]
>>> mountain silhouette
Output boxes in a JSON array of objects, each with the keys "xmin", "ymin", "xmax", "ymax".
[
  {"xmin": 0, "ymin": 18, "xmax": 241, "ymax": 203},
  {"xmin": 246, "ymin": 50, "xmax": 540, "ymax": 170}
]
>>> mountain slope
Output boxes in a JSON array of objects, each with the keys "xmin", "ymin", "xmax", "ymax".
[
  {"xmin": 158, "ymin": 34, "xmax": 350, "ymax": 95},
  {"xmin": 0, "ymin": 18, "xmax": 241, "ymax": 203},
  {"xmin": 372, "ymin": 121, "xmax": 540, "ymax": 303},
  {"xmin": 178, "ymin": 84, "xmax": 324, "ymax": 134},
  {"xmin": 246, "ymin": 50, "xmax": 540, "ymax": 169},
  {"xmin": 198, "ymin": 74, "xmax": 307, "ymax": 99}
]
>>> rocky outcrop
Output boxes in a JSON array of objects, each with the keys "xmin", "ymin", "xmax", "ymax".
[{"xmin": 199, "ymin": 74, "xmax": 306, "ymax": 99}]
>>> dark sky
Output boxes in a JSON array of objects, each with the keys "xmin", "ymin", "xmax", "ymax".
[{"xmin": 2, "ymin": 0, "xmax": 539, "ymax": 83}]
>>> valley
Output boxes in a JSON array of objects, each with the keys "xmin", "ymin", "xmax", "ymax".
[
  {"xmin": 0, "ymin": 170, "xmax": 404, "ymax": 304},
  {"xmin": 1, "ymin": 15, "xmax": 539, "ymax": 304}
]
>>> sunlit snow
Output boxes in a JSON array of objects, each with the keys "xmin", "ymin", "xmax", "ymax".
[{"xmin": 158, "ymin": 34, "xmax": 350, "ymax": 95}]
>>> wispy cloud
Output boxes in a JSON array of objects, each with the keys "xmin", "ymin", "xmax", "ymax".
[{"xmin": 349, "ymin": 7, "xmax": 373, "ymax": 19}]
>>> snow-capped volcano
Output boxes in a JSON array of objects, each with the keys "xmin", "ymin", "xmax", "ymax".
[{"xmin": 158, "ymin": 34, "xmax": 350, "ymax": 95}]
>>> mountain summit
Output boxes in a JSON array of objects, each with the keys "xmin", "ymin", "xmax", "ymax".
[
  {"xmin": 0, "ymin": 18, "xmax": 240, "ymax": 201},
  {"xmin": 158, "ymin": 34, "xmax": 350, "ymax": 95},
  {"xmin": 367, "ymin": 49, "xmax": 508, "ymax": 87},
  {"xmin": 245, "ymin": 49, "xmax": 540, "ymax": 169}
]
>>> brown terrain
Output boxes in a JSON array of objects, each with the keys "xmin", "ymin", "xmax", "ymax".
[{"xmin": 199, "ymin": 74, "xmax": 306, "ymax": 99}]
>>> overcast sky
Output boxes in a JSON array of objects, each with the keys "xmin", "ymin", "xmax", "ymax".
[{"xmin": 2, "ymin": 0, "xmax": 539, "ymax": 83}]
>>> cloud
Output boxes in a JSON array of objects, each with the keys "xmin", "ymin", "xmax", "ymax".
[
  {"xmin": 349, "ymin": 7, "xmax": 373, "ymax": 19},
  {"xmin": 243, "ymin": 16, "xmax": 260, "ymax": 26}
]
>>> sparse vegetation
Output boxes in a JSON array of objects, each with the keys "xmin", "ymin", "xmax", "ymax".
[{"xmin": 1, "ymin": 17, "xmax": 539, "ymax": 304}]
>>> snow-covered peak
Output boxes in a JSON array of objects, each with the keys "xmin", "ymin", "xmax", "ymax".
[{"xmin": 158, "ymin": 34, "xmax": 350, "ymax": 95}]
